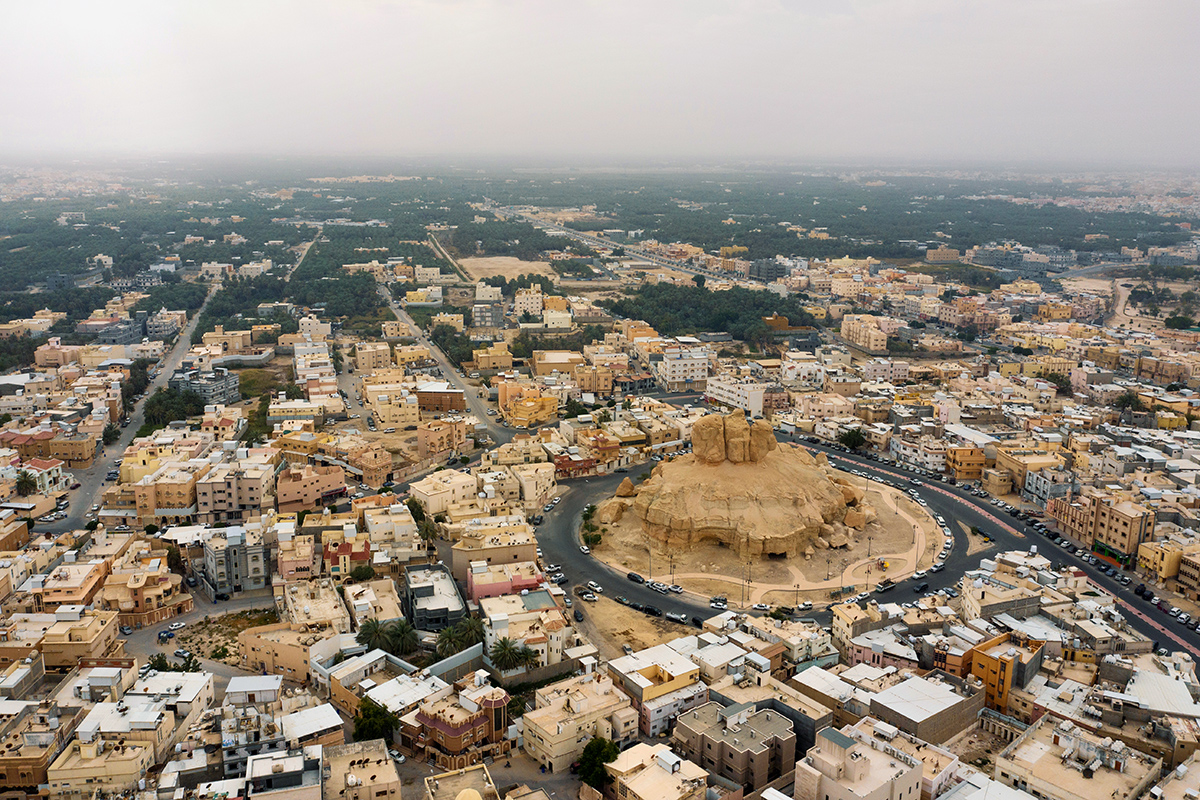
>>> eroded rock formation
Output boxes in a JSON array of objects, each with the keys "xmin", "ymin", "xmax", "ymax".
[{"xmin": 627, "ymin": 412, "xmax": 873, "ymax": 558}]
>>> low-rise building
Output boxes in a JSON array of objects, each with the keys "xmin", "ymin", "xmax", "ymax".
[
  {"xmin": 794, "ymin": 723, "xmax": 921, "ymax": 800},
  {"xmin": 995, "ymin": 717, "xmax": 1161, "ymax": 800}
]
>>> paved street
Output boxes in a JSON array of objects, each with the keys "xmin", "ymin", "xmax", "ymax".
[{"xmin": 44, "ymin": 283, "xmax": 218, "ymax": 536}]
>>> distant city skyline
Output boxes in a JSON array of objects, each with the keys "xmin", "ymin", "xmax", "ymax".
[{"xmin": 2, "ymin": 0, "xmax": 1197, "ymax": 167}]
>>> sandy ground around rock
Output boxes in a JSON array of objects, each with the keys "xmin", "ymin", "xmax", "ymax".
[
  {"xmin": 959, "ymin": 520, "xmax": 994, "ymax": 556},
  {"xmin": 593, "ymin": 467, "xmax": 939, "ymax": 608},
  {"xmin": 574, "ymin": 596, "xmax": 693, "ymax": 660},
  {"xmin": 458, "ymin": 256, "xmax": 557, "ymax": 282},
  {"xmin": 174, "ymin": 608, "xmax": 280, "ymax": 666}
]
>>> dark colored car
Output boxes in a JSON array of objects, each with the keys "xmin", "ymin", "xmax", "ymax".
[
  {"xmin": 627, "ymin": 572, "xmax": 645, "ymax": 583},
  {"xmin": 913, "ymin": 582, "xmax": 929, "ymax": 593},
  {"xmin": 643, "ymin": 605, "xmax": 662, "ymax": 617},
  {"xmin": 215, "ymin": 592, "xmax": 230, "ymax": 601},
  {"xmin": 630, "ymin": 602, "xmax": 645, "ymax": 612},
  {"xmin": 573, "ymin": 609, "xmax": 584, "ymax": 623}
]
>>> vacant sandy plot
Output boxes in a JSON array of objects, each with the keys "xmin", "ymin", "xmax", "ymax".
[
  {"xmin": 459, "ymin": 256, "xmax": 557, "ymax": 282},
  {"xmin": 574, "ymin": 596, "xmax": 692, "ymax": 659}
]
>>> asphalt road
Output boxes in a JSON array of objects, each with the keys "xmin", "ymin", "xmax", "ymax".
[
  {"xmin": 377, "ymin": 285, "xmax": 514, "ymax": 446},
  {"xmin": 535, "ymin": 438, "xmax": 1200, "ymax": 659},
  {"xmin": 42, "ymin": 284, "xmax": 218, "ymax": 536}
]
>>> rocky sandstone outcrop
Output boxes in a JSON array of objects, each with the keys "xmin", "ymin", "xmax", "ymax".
[
  {"xmin": 615, "ymin": 478, "xmax": 637, "ymax": 497},
  {"xmin": 627, "ymin": 411, "xmax": 874, "ymax": 558}
]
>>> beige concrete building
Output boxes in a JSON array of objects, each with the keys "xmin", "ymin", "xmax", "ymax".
[
  {"xmin": 472, "ymin": 342, "xmax": 513, "ymax": 371},
  {"xmin": 195, "ymin": 463, "xmax": 274, "ymax": 525},
  {"xmin": 672, "ymin": 701, "xmax": 795, "ymax": 792},
  {"xmin": 238, "ymin": 622, "xmax": 338, "ymax": 681},
  {"xmin": 1047, "ymin": 489, "xmax": 1155, "ymax": 565},
  {"xmin": 523, "ymin": 672, "xmax": 638, "ymax": 773},
  {"xmin": 97, "ymin": 543, "xmax": 192, "ymax": 629},
  {"xmin": 322, "ymin": 740, "xmax": 402, "ymax": 800},
  {"xmin": 410, "ymin": 470, "xmax": 477, "ymax": 516},
  {"xmin": 584, "ymin": 744, "xmax": 707, "ymax": 800},
  {"xmin": 355, "ymin": 342, "xmax": 393, "ymax": 372},
  {"xmin": 277, "ymin": 464, "xmax": 345, "ymax": 513},
  {"xmin": 46, "ymin": 737, "xmax": 155, "ymax": 800},
  {"xmin": 418, "ymin": 418, "xmax": 468, "ymax": 459},
  {"xmin": 995, "ymin": 717, "xmax": 1161, "ymax": 800},
  {"xmin": 794, "ymin": 723, "xmax": 922, "ymax": 800}
]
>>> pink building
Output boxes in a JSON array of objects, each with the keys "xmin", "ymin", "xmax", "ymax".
[
  {"xmin": 466, "ymin": 561, "xmax": 545, "ymax": 602},
  {"xmin": 846, "ymin": 628, "xmax": 920, "ymax": 672}
]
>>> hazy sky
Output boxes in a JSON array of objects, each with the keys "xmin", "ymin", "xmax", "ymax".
[{"xmin": 3, "ymin": 0, "xmax": 1197, "ymax": 166}]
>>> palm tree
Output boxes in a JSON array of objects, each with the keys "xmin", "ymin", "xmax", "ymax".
[
  {"xmin": 356, "ymin": 618, "xmax": 391, "ymax": 652},
  {"xmin": 518, "ymin": 646, "xmax": 540, "ymax": 669},
  {"xmin": 456, "ymin": 616, "xmax": 485, "ymax": 647},
  {"xmin": 385, "ymin": 619, "xmax": 419, "ymax": 656},
  {"xmin": 15, "ymin": 471, "xmax": 37, "ymax": 497},
  {"xmin": 489, "ymin": 637, "xmax": 523, "ymax": 671},
  {"xmin": 436, "ymin": 626, "xmax": 464, "ymax": 658}
]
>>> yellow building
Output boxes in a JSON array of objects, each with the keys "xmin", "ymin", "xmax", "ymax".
[
  {"xmin": 506, "ymin": 395, "xmax": 558, "ymax": 429},
  {"xmin": 473, "ymin": 342, "xmax": 513, "ymax": 371},
  {"xmin": 970, "ymin": 633, "xmax": 1043, "ymax": 714},
  {"xmin": 355, "ymin": 341, "xmax": 393, "ymax": 372},
  {"xmin": 47, "ymin": 738, "xmax": 155, "ymax": 800},
  {"xmin": 431, "ymin": 313, "xmax": 464, "ymax": 332},
  {"xmin": 946, "ymin": 446, "xmax": 985, "ymax": 482}
]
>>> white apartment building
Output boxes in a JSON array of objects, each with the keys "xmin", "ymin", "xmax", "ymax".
[
  {"xmin": 705, "ymin": 375, "xmax": 769, "ymax": 417},
  {"xmin": 862, "ymin": 359, "xmax": 910, "ymax": 383},
  {"xmin": 514, "ymin": 287, "xmax": 544, "ymax": 317},
  {"xmin": 653, "ymin": 347, "xmax": 709, "ymax": 392}
]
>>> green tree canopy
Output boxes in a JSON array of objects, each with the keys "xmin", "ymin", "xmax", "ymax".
[
  {"xmin": 837, "ymin": 429, "xmax": 867, "ymax": 450},
  {"xmin": 578, "ymin": 737, "xmax": 620, "ymax": 789},
  {"xmin": 353, "ymin": 697, "xmax": 398, "ymax": 742}
]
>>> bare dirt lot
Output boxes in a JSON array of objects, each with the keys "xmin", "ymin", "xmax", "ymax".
[
  {"xmin": 574, "ymin": 596, "xmax": 693, "ymax": 660},
  {"xmin": 174, "ymin": 608, "xmax": 280, "ymax": 666},
  {"xmin": 458, "ymin": 256, "xmax": 557, "ymax": 282}
]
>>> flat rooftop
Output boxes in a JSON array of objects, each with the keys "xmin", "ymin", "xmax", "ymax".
[{"xmin": 1000, "ymin": 720, "xmax": 1157, "ymax": 800}]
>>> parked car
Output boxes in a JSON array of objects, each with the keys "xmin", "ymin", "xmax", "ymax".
[
  {"xmin": 643, "ymin": 605, "xmax": 662, "ymax": 617},
  {"xmin": 120, "ymin": 626, "xmax": 134, "ymax": 635},
  {"xmin": 573, "ymin": 609, "xmax": 584, "ymax": 622},
  {"xmin": 627, "ymin": 572, "xmax": 645, "ymax": 583},
  {"xmin": 752, "ymin": 603, "xmax": 770, "ymax": 611},
  {"xmin": 586, "ymin": 581, "xmax": 604, "ymax": 594},
  {"xmin": 173, "ymin": 649, "xmax": 191, "ymax": 659},
  {"xmin": 579, "ymin": 546, "xmax": 590, "ymax": 555}
]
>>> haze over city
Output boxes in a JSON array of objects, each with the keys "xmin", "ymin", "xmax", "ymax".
[{"xmin": 3, "ymin": 0, "xmax": 1199, "ymax": 166}]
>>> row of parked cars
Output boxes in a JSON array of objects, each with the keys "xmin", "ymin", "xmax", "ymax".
[{"xmin": 1135, "ymin": 585, "xmax": 1200, "ymax": 634}]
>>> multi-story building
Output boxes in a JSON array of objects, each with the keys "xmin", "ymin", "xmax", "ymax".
[
  {"xmin": 195, "ymin": 463, "xmax": 274, "ymax": 525},
  {"xmin": 587, "ymin": 744, "xmax": 708, "ymax": 800},
  {"xmin": 410, "ymin": 470, "xmax": 476, "ymax": 515},
  {"xmin": 402, "ymin": 671, "xmax": 512, "ymax": 769},
  {"xmin": 203, "ymin": 525, "xmax": 269, "ymax": 596},
  {"xmin": 514, "ymin": 286, "xmax": 544, "ymax": 317},
  {"xmin": 276, "ymin": 464, "xmax": 345, "ymax": 513},
  {"xmin": 653, "ymin": 347, "xmax": 709, "ymax": 392},
  {"xmin": 704, "ymin": 375, "xmax": 772, "ymax": 417},
  {"xmin": 946, "ymin": 446, "xmax": 985, "ymax": 482},
  {"xmin": 472, "ymin": 341, "xmax": 513, "ymax": 371},
  {"xmin": 607, "ymin": 644, "xmax": 708, "ymax": 736},
  {"xmin": 0, "ymin": 703, "xmax": 82, "ymax": 800},
  {"xmin": 403, "ymin": 564, "xmax": 466, "ymax": 631},
  {"xmin": 1046, "ymin": 490, "xmax": 1155, "ymax": 565},
  {"xmin": 471, "ymin": 302, "xmax": 504, "ymax": 329},
  {"xmin": 969, "ymin": 633, "xmax": 1044, "ymax": 714},
  {"xmin": 97, "ymin": 543, "xmax": 192, "ymax": 629},
  {"xmin": 523, "ymin": 672, "xmax": 639, "ymax": 773},
  {"xmin": 168, "ymin": 367, "xmax": 241, "ymax": 405},
  {"xmin": 418, "ymin": 418, "xmax": 467, "ymax": 459},
  {"xmin": 672, "ymin": 701, "xmax": 795, "ymax": 792},
  {"xmin": 355, "ymin": 342, "xmax": 392, "ymax": 372},
  {"xmin": 840, "ymin": 315, "xmax": 889, "ymax": 352},
  {"xmin": 323, "ymin": 741, "xmax": 402, "ymax": 800},
  {"xmin": 0, "ymin": 609, "xmax": 121, "ymax": 670},
  {"xmin": 794, "ymin": 723, "xmax": 921, "ymax": 800},
  {"xmin": 46, "ymin": 737, "xmax": 155, "ymax": 800},
  {"xmin": 573, "ymin": 364, "xmax": 614, "ymax": 397}
]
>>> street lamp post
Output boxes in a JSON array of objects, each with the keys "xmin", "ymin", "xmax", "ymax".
[{"xmin": 794, "ymin": 582, "xmax": 800, "ymax": 606}]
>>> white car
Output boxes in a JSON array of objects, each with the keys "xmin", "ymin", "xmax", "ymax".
[
  {"xmin": 913, "ymin": 570, "xmax": 928, "ymax": 579},
  {"xmin": 582, "ymin": 592, "xmax": 598, "ymax": 602},
  {"xmin": 579, "ymin": 545, "xmax": 590, "ymax": 555},
  {"xmin": 586, "ymin": 581, "xmax": 604, "ymax": 594},
  {"xmin": 752, "ymin": 603, "xmax": 770, "ymax": 611},
  {"xmin": 168, "ymin": 622, "xmax": 186, "ymax": 631}
]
